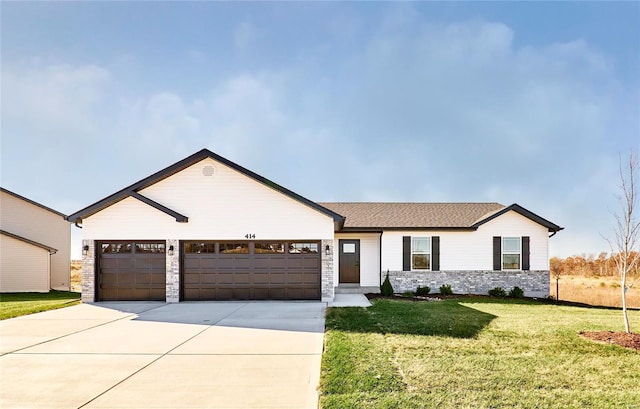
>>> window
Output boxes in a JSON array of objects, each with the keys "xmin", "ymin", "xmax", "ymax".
[
  {"xmin": 412, "ymin": 237, "xmax": 431, "ymax": 270},
  {"xmin": 254, "ymin": 243, "xmax": 285, "ymax": 254},
  {"xmin": 135, "ymin": 243, "xmax": 166, "ymax": 253},
  {"xmin": 101, "ymin": 243, "xmax": 132, "ymax": 254},
  {"xmin": 185, "ymin": 242, "xmax": 216, "ymax": 253},
  {"xmin": 289, "ymin": 242, "xmax": 318, "ymax": 254},
  {"xmin": 502, "ymin": 237, "xmax": 521, "ymax": 270},
  {"xmin": 219, "ymin": 243, "xmax": 249, "ymax": 254}
]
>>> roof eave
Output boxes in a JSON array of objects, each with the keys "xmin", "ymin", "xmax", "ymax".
[{"xmin": 0, "ymin": 230, "xmax": 58, "ymax": 254}]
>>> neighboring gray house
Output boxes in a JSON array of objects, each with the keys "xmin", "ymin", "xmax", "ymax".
[
  {"xmin": 67, "ymin": 149, "xmax": 562, "ymax": 303},
  {"xmin": 1, "ymin": 188, "xmax": 71, "ymax": 292}
]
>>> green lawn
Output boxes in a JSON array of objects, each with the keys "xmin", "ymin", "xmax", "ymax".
[
  {"xmin": 320, "ymin": 298, "xmax": 640, "ymax": 409},
  {"xmin": 0, "ymin": 291, "xmax": 81, "ymax": 320}
]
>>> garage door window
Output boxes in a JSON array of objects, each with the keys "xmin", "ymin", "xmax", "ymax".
[
  {"xmin": 185, "ymin": 243, "xmax": 216, "ymax": 253},
  {"xmin": 255, "ymin": 243, "xmax": 285, "ymax": 254},
  {"xmin": 289, "ymin": 243, "xmax": 318, "ymax": 254},
  {"xmin": 220, "ymin": 243, "xmax": 249, "ymax": 254},
  {"xmin": 101, "ymin": 243, "xmax": 132, "ymax": 253},
  {"xmin": 135, "ymin": 243, "xmax": 166, "ymax": 253}
]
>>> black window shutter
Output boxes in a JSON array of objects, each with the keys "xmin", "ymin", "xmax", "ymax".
[
  {"xmin": 432, "ymin": 236, "xmax": 440, "ymax": 271},
  {"xmin": 402, "ymin": 236, "xmax": 411, "ymax": 271},
  {"xmin": 493, "ymin": 236, "xmax": 502, "ymax": 271},
  {"xmin": 522, "ymin": 236, "xmax": 530, "ymax": 270}
]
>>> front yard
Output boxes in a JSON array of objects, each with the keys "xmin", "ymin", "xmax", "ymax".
[
  {"xmin": 0, "ymin": 291, "xmax": 80, "ymax": 320},
  {"xmin": 320, "ymin": 297, "xmax": 640, "ymax": 408}
]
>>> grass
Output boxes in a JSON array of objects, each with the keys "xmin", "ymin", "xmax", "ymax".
[
  {"xmin": 0, "ymin": 291, "xmax": 81, "ymax": 320},
  {"xmin": 552, "ymin": 275, "xmax": 640, "ymax": 308},
  {"xmin": 320, "ymin": 298, "xmax": 640, "ymax": 408}
]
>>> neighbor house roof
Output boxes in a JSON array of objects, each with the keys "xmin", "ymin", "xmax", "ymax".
[
  {"xmin": 67, "ymin": 149, "xmax": 345, "ymax": 224},
  {"xmin": 0, "ymin": 229, "xmax": 58, "ymax": 254},
  {"xmin": 1, "ymin": 187, "xmax": 67, "ymax": 218},
  {"xmin": 319, "ymin": 202, "xmax": 563, "ymax": 232}
]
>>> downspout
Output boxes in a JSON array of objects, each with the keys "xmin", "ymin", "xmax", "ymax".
[
  {"xmin": 549, "ymin": 230, "xmax": 557, "ymax": 238},
  {"xmin": 379, "ymin": 231, "xmax": 383, "ymax": 288},
  {"xmin": 74, "ymin": 222, "xmax": 82, "ymax": 229}
]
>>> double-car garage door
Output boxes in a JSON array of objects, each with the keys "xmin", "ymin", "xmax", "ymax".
[
  {"xmin": 96, "ymin": 240, "xmax": 321, "ymax": 301},
  {"xmin": 182, "ymin": 241, "xmax": 320, "ymax": 301}
]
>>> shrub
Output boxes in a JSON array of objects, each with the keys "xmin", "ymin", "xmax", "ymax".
[
  {"xmin": 439, "ymin": 284, "xmax": 453, "ymax": 295},
  {"xmin": 402, "ymin": 290, "xmax": 415, "ymax": 298},
  {"xmin": 415, "ymin": 286, "xmax": 431, "ymax": 296},
  {"xmin": 509, "ymin": 286, "xmax": 524, "ymax": 298},
  {"xmin": 380, "ymin": 271, "xmax": 394, "ymax": 296},
  {"xmin": 488, "ymin": 287, "xmax": 507, "ymax": 297}
]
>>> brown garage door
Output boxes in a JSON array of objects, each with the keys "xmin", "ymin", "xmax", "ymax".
[
  {"xmin": 97, "ymin": 241, "xmax": 166, "ymax": 301},
  {"xmin": 182, "ymin": 241, "xmax": 320, "ymax": 301}
]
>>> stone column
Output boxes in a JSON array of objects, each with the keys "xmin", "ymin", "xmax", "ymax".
[
  {"xmin": 321, "ymin": 239, "xmax": 334, "ymax": 302},
  {"xmin": 166, "ymin": 239, "xmax": 180, "ymax": 302},
  {"xmin": 81, "ymin": 239, "xmax": 95, "ymax": 303}
]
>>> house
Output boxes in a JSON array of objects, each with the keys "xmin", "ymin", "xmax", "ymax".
[
  {"xmin": 67, "ymin": 149, "xmax": 562, "ymax": 303},
  {"xmin": 1, "ymin": 188, "xmax": 71, "ymax": 293}
]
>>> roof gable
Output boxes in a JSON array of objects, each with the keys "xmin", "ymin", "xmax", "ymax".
[
  {"xmin": 67, "ymin": 149, "xmax": 345, "ymax": 224},
  {"xmin": 471, "ymin": 203, "xmax": 563, "ymax": 232}
]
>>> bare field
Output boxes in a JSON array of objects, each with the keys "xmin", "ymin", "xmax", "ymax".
[
  {"xmin": 551, "ymin": 275, "xmax": 640, "ymax": 308},
  {"xmin": 70, "ymin": 260, "xmax": 82, "ymax": 292}
]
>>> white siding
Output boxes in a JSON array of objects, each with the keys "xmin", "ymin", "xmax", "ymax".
[
  {"xmin": 0, "ymin": 235, "xmax": 49, "ymax": 293},
  {"xmin": 334, "ymin": 233, "xmax": 381, "ymax": 287},
  {"xmin": 382, "ymin": 210, "xmax": 550, "ymax": 271},
  {"xmin": 0, "ymin": 191, "xmax": 70, "ymax": 290},
  {"xmin": 83, "ymin": 158, "xmax": 335, "ymax": 240}
]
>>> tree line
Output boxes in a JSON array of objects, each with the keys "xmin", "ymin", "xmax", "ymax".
[{"xmin": 550, "ymin": 252, "xmax": 640, "ymax": 278}]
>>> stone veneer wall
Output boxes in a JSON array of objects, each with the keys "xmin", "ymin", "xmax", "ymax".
[
  {"xmin": 166, "ymin": 239, "xmax": 180, "ymax": 302},
  {"xmin": 321, "ymin": 239, "xmax": 334, "ymax": 301},
  {"xmin": 81, "ymin": 239, "xmax": 95, "ymax": 303},
  {"xmin": 385, "ymin": 270, "xmax": 550, "ymax": 298}
]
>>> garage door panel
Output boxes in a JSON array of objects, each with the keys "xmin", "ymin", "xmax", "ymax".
[
  {"xmin": 233, "ymin": 273, "xmax": 250, "ymax": 284},
  {"xmin": 232, "ymin": 288, "xmax": 251, "ymax": 300},
  {"xmin": 135, "ymin": 273, "xmax": 151, "ymax": 284},
  {"xmin": 198, "ymin": 273, "xmax": 217, "ymax": 284}
]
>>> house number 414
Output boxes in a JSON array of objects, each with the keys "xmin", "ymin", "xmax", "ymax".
[{"xmin": 245, "ymin": 234, "xmax": 256, "ymax": 239}]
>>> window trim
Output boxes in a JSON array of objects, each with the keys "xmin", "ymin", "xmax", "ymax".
[
  {"xmin": 411, "ymin": 237, "xmax": 431, "ymax": 270},
  {"xmin": 502, "ymin": 236, "xmax": 522, "ymax": 270}
]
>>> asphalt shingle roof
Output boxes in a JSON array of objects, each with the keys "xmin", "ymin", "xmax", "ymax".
[{"xmin": 317, "ymin": 202, "xmax": 506, "ymax": 229}]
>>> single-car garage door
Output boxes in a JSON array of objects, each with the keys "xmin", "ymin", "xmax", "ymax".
[
  {"xmin": 182, "ymin": 241, "xmax": 320, "ymax": 301},
  {"xmin": 97, "ymin": 241, "xmax": 166, "ymax": 301}
]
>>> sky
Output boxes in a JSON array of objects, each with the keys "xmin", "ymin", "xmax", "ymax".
[{"xmin": 1, "ymin": 2, "xmax": 639, "ymax": 259}]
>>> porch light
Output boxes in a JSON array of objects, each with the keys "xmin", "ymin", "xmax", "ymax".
[
  {"xmin": 168, "ymin": 245, "xmax": 174, "ymax": 256},
  {"xmin": 82, "ymin": 245, "xmax": 89, "ymax": 256},
  {"xmin": 325, "ymin": 244, "xmax": 331, "ymax": 255}
]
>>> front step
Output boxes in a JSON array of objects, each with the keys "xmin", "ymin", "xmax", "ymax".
[{"xmin": 335, "ymin": 285, "xmax": 380, "ymax": 294}]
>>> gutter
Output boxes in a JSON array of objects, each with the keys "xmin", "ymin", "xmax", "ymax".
[{"xmin": 379, "ymin": 231, "xmax": 383, "ymax": 289}]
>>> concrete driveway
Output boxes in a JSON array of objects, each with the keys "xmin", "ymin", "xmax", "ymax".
[{"xmin": 0, "ymin": 301, "xmax": 325, "ymax": 409}]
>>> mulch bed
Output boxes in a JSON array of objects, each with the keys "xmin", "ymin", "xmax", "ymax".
[{"xmin": 580, "ymin": 331, "xmax": 640, "ymax": 351}]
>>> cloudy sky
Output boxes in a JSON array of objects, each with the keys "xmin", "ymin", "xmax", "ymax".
[{"xmin": 1, "ymin": 2, "xmax": 638, "ymax": 259}]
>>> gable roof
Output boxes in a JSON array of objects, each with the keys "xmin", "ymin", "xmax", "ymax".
[
  {"xmin": 1, "ymin": 187, "xmax": 66, "ymax": 218},
  {"xmin": 319, "ymin": 202, "xmax": 563, "ymax": 232},
  {"xmin": 67, "ymin": 149, "xmax": 345, "ymax": 224},
  {"xmin": 471, "ymin": 203, "xmax": 563, "ymax": 232},
  {"xmin": 0, "ymin": 229, "xmax": 58, "ymax": 254}
]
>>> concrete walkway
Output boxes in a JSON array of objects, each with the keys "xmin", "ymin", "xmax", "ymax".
[
  {"xmin": 0, "ymin": 301, "xmax": 325, "ymax": 409},
  {"xmin": 328, "ymin": 294, "xmax": 372, "ymax": 307}
]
